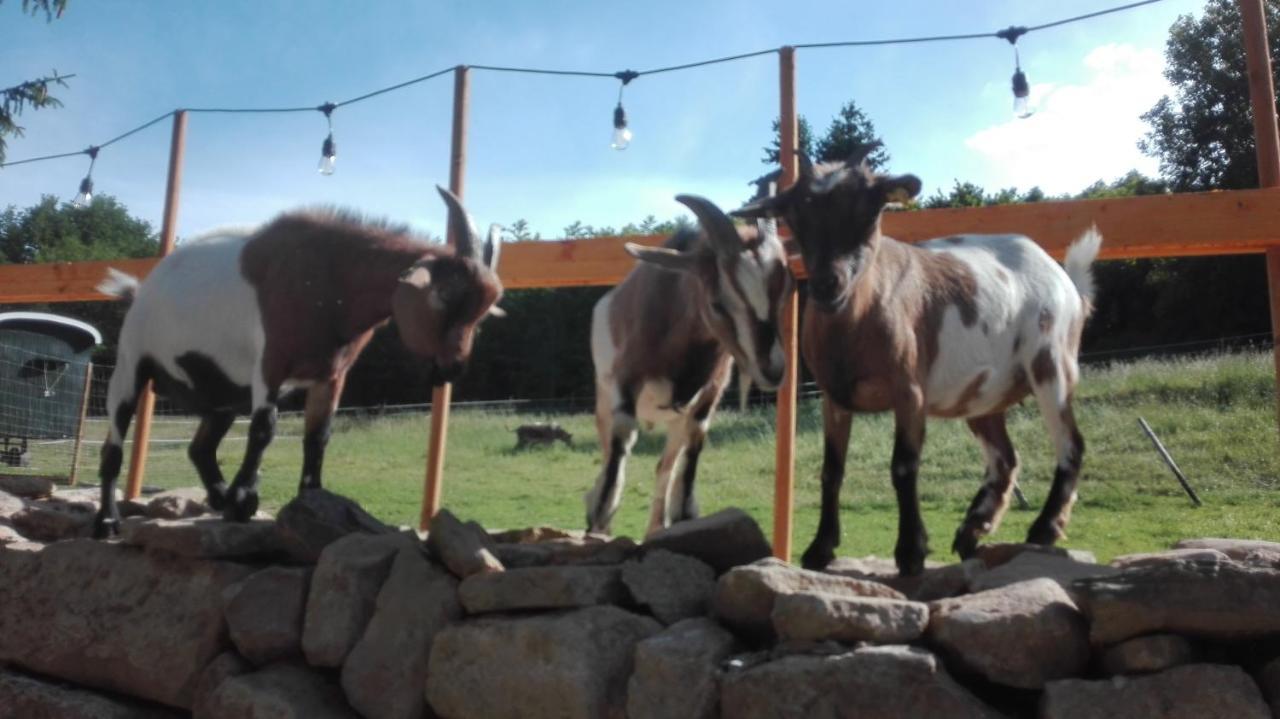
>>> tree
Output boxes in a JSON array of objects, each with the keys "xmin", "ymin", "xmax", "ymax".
[
  {"xmin": 1141, "ymin": 0, "xmax": 1280, "ymax": 191},
  {"xmin": 921, "ymin": 181, "xmax": 1045, "ymax": 209},
  {"xmin": 0, "ymin": 195, "xmax": 157, "ymax": 264},
  {"xmin": 1, "ymin": 1, "xmax": 72, "ymax": 163},
  {"xmin": 763, "ymin": 101, "xmax": 888, "ymax": 168},
  {"xmin": 762, "ymin": 116, "xmax": 815, "ymax": 166}
]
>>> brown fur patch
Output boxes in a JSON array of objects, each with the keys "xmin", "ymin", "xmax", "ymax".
[
  {"xmin": 1038, "ymin": 307, "xmax": 1054, "ymax": 333},
  {"xmin": 1031, "ymin": 347, "xmax": 1057, "ymax": 385},
  {"xmin": 935, "ymin": 370, "xmax": 990, "ymax": 418}
]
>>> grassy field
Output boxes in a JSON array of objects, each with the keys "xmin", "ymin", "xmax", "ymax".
[{"xmin": 58, "ymin": 350, "xmax": 1280, "ymax": 563}]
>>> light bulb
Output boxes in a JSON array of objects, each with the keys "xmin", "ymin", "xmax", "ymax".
[
  {"xmin": 611, "ymin": 103, "xmax": 631, "ymax": 150},
  {"xmin": 318, "ymin": 133, "xmax": 337, "ymax": 175},
  {"xmin": 1011, "ymin": 69, "xmax": 1032, "ymax": 119},
  {"xmin": 73, "ymin": 176, "xmax": 93, "ymax": 207}
]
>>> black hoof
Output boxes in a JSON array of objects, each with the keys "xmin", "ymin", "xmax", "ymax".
[
  {"xmin": 205, "ymin": 483, "xmax": 229, "ymax": 512},
  {"xmin": 801, "ymin": 543, "xmax": 835, "ymax": 571},
  {"xmin": 952, "ymin": 529, "xmax": 979, "ymax": 560},
  {"xmin": 1026, "ymin": 520, "xmax": 1062, "ymax": 546},
  {"xmin": 895, "ymin": 542, "xmax": 928, "ymax": 577},
  {"xmin": 222, "ymin": 487, "xmax": 259, "ymax": 523},
  {"xmin": 92, "ymin": 515, "xmax": 120, "ymax": 539}
]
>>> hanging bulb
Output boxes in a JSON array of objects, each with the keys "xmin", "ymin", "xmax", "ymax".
[
  {"xmin": 72, "ymin": 176, "xmax": 93, "ymax": 207},
  {"xmin": 1012, "ymin": 68, "xmax": 1032, "ymax": 119},
  {"xmin": 318, "ymin": 132, "xmax": 337, "ymax": 175},
  {"xmin": 611, "ymin": 103, "xmax": 632, "ymax": 150}
]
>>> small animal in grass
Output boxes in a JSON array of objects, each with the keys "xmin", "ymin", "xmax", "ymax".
[
  {"xmin": 90, "ymin": 187, "xmax": 504, "ymax": 538},
  {"xmin": 735, "ymin": 143, "xmax": 1101, "ymax": 576},
  {"xmin": 515, "ymin": 423, "xmax": 573, "ymax": 449}
]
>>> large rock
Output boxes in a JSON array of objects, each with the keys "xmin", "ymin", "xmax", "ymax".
[
  {"xmin": 223, "ymin": 566, "xmax": 311, "ymax": 666},
  {"xmin": 190, "ymin": 652, "xmax": 251, "ymax": 719},
  {"xmin": 627, "ymin": 617, "xmax": 739, "ymax": 719},
  {"xmin": 825, "ymin": 556, "xmax": 980, "ymax": 601},
  {"xmin": 643, "ymin": 508, "xmax": 771, "ymax": 573},
  {"xmin": 1259, "ymin": 655, "xmax": 1280, "ymax": 718},
  {"xmin": 491, "ymin": 535, "xmax": 639, "ymax": 568},
  {"xmin": 1098, "ymin": 633, "xmax": 1196, "ymax": 675},
  {"xmin": 200, "ymin": 663, "xmax": 358, "ymax": 719},
  {"xmin": 1176, "ymin": 537, "xmax": 1280, "ymax": 568},
  {"xmin": 0, "ymin": 488, "xmax": 24, "ymax": 519},
  {"xmin": 0, "ymin": 539, "xmax": 254, "ymax": 709},
  {"xmin": 927, "ymin": 577, "xmax": 1089, "ymax": 689},
  {"xmin": 8, "ymin": 498, "xmax": 95, "ymax": 541},
  {"xmin": 719, "ymin": 645, "xmax": 1002, "ymax": 719},
  {"xmin": 425, "ymin": 508, "xmax": 504, "ymax": 578},
  {"xmin": 967, "ymin": 550, "xmax": 1119, "ymax": 594},
  {"xmin": 120, "ymin": 517, "xmax": 282, "ymax": 559},
  {"xmin": 489, "ymin": 525, "xmax": 586, "ymax": 543},
  {"xmin": 1041, "ymin": 664, "xmax": 1271, "ymax": 719},
  {"xmin": 302, "ymin": 532, "xmax": 407, "ymax": 667},
  {"xmin": 1074, "ymin": 557, "xmax": 1280, "ymax": 644},
  {"xmin": 274, "ymin": 488, "xmax": 395, "ymax": 563},
  {"xmin": 1110, "ymin": 547, "xmax": 1231, "ymax": 568},
  {"xmin": 713, "ymin": 558, "xmax": 904, "ymax": 639},
  {"xmin": 0, "ymin": 522, "xmax": 25, "ymax": 544},
  {"xmin": 622, "ymin": 549, "xmax": 716, "ymax": 624},
  {"xmin": 0, "ymin": 474, "xmax": 54, "ymax": 498},
  {"xmin": 772, "ymin": 591, "xmax": 929, "ymax": 643},
  {"xmin": 426, "ymin": 605, "xmax": 661, "ymax": 719},
  {"xmin": 975, "ymin": 542, "xmax": 1096, "ymax": 568},
  {"xmin": 144, "ymin": 487, "xmax": 211, "ymax": 519},
  {"xmin": 458, "ymin": 564, "xmax": 626, "ymax": 614},
  {"xmin": 341, "ymin": 546, "xmax": 461, "ymax": 719},
  {"xmin": 0, "ymin": 669, "xmax": 184, "ymax": 718}
]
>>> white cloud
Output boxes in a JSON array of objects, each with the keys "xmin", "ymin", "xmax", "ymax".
[{"xmin": 964, "ymin": 44, "xmax": 1171, "ymax": 194}]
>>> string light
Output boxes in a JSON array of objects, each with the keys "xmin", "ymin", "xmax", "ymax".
[
  {"xmin": 317, "ymin": 102, "xmax": 337, "ymax": 175},
  {"xmin": 611, "ymin": 70, "xmax": 637, "ymax": 151},
  {"xmin": 71, "ymin": 146, "xmax": 98, "ymax": 207},
  {"xmin": 997, "ymin": 26, "xmax": 1033, "ymax": 119}
]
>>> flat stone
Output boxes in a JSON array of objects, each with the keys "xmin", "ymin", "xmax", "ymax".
[
  {"xmin": 643, "ymin": 508, "xmax": 772, "ymax": 573},
  {"xmin": 458, "ymin": 564, "xmax": 626, "ymax": 614},
  {"xmin": 713, "ymin": 557, "xmax": 904, "ymax": 639},
  {"xmin": 341, "ymin": 546, "xmax": 461, "ymax": 719},
  {"xmin": 489, "ymin": 525, "xmax": 587, "ymax": 543},
  {"xmin": 0, "ymin": 488, "xmax": 24, "ymax": 519},
  {"xmin": 967, "ymin": 550, "xmax": 1119, "ymax": 594},
  {"xmin": 622, "ymin": 549, "xmax": 716, "ymax": 624},
  {"xmin": 302, "ymin": 532, "xmax": 408, "ymax": 667},
  {"xmin": 1074, "ymin": 558, "xmax": 1280, "ymax": 644},
  {"xmin": 145, "ymin": 487, "xmax": 211, "ymax": 519},
  {"xmin": 0, "ymin": 522, "xmax": 25, "ymax": 544},
  {"xmin": 927, "ymin": 577, "xmax": 1090, "ymax": 689},
  {"xmin": 627, "ymin": 617, "xmax": 740, "ymax": 719},
  {"xmin": 120, "ymin": 516, "xmax": 282, "ymax": 559},
  {"xmin": 425, "ymin": 507, "xmax": 504, "ymax": 578},
  {"xmin": 0, "ymin": 669, "xmax": 183, "ymax": 718},
  {"xmin": 1258, "ymin": 655, "xmax": 1280, "ymax": 718},
  {"xmin": 1175, "ymin": 537, "xmax": 1280, "ymax": 558},
  {"xmin": 9, "ymin": 498, "xmax": 95, "ymax": 541},
  {"xmin": 274, "ymin": 488, "xmax": 395, "ymax": 563},
  {"xmin": 190, "ymin": 652, "xmax": 251, "ymax": 719},
  {"xmin": 1110, "ymin": 547, "xmax": 1232, "ymax": 568},
  {"xmin": 200, "ymin": 662, "xmax": 358, "ymax": 719},
  {"xmin": 826, "ymin": 556, "xmax": 980, "ymax": 601},
  {"xmin": 0, "ymin": 538, "xmax": 254, "ymax": 709},
  {"xmin": 0, "ymin": 474, "xmax": 54, "ymax": 498},
  {"xmin": 426, "ymin": 605, "xmax": 662, "ymax": 719},
  {"xmin": 975, "ymin": 542, "xmax": 1097, "ymax": 568},
  {"xmin": 772, "ymin": 591, "xmax": 929, "ymax": 643},
  {"xmin": 1098, "ymin": 634, "xmax": 1196, "ymax": 675},
  {"xmin": 720, "ymin": 644, "xmax": 1002, "ymax": 719},
  {"xmin": 1041, "ymin": 664, "xmax": 1271, "ymax": 719},
  {"xmin": 491, "ymin": 535, "xmax": 639, "ymax": 568},
  {"xmin": 223, "ymin": 566, "xmax": 311, "ymax": 666}
]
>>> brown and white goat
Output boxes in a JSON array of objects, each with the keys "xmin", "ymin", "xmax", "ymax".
[
  {"xmin": 91, "ymin": 187, "xmax": 503, "ymax": 536},
  {"xmin": 585, "ymin": 195, "xmax": 792, "ymax": 535},
  {"xmin": 735, "ymin": 152, "xmax": 1101, "ymax": 575}
]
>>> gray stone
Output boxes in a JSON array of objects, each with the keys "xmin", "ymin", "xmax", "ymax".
[
  {"xmin": 341, "ymin": 546, "xmax": 461, "ymax": 719},
  {"xmin": 426, "ymin": 605, "xmax": 661, "ymax": 719},
  {"xmin": 0, "ymin": 539, "xmax": 254, "ymax": 709},
  {"xmin": 772, "ymin": 591, "xmax": 929, "ymax": 643},
  {"xmin": 643, "ymin": 508, "xmax": 771, "ymax": 573},
  {"xmin": 1041, "ymin": 664, "xmax": 1271, "ymax": 719},
  {"xmin": 825, "ymin": 556, "xmax": 981, "ymax": 601},
  {"xmin": 489, "ymin": 525, "xmax": 586, "ymax": 544},
  {"xmin": 200, "ymin": 663, "xmax": 358, "ymax": 719},
  {"xmin": 458, "ymin": 564, "xmax": 626, "ymax": 614},
  {"xmin": 622, "ymin": 549, "xmax": 716, "ymax": 624},
  {"xmin": 1258, "ymin": 655, "xmax": 1280, "ymax": 719},
  {"xmin": 0, "ymin": 669, "xmax": 183, "ymax": 718},
  {"xmin": 274, "ymin": 488, "xmax": 395, "ymax": 563},
  {"xmin": 0, "ymin": 488, "xmax": 24, "ymax": 518},
  {"xmin": 9, "ymin": 498, "xmax": 95, "ymax": 541},
  {"xmin": 190, "ymin": 652, "xmax": 251, "ymax": 719},
  {"xmin": 627, "ymin": 617, "xmax": 739, "ymax": 719},
  {"xmin": 490, "ymin": 535, "xmax": 639, "ymax": 568},
  {"xmin": 223, "ymin": 566, "xmax": 311, "ymax": 666},
  {"xmin": 719, "ymin": 644, "xmax": 1002, "ymax": 719},
  {"xmin": 967, "ymin": 550, "xmax": 1119, "ymax": 594},
  {"xmin": 1098, "ymin": 634, "xmax": 1196, "ymax": 675},
  {"xmin": 975, "ymin": 542, "xmax": 1097, "ymax": 568},
  {"xmin": 1110, "ymin": 547, "xmax": 1231, "ymax": 568},
  {"xmin": 927, "ymin": 577, "xmax": 1089, "ymax": 689},
  {"xmin": 713, "ymin": 557, "xmax": 904, "ymax": 639},
  {"xmin": 145, "ymin": 487, "xmax": 210, "ymax": 519},
  {"xmin": 425, "ymin": 508, "xmax": 504, "ymax": 578},
  {"xmin": 1174, "ymin": 537, "xmax": 1280, "ymax": 558},
  {"xmin": 0, "ymin": 474, "xmax": 54, "ymax": 498},
  {"xmin": 120, "ymin": 516, "xmax": 282, "ymax": 559},
  {"xmin": 1074, "ymin": 558, "xmax": 1280, "ymax": 644},
  {"xmin": 0, "ymin": 522, "xmax": 26, "ymax": 544},
  {"xmin": 302, "ymin": 532, "xmax": 407, "ymax": 667}
]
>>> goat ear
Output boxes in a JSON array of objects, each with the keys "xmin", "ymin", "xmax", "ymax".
[
  {"xmin": 436, "ymin": 185, "xmax": 482, "ymax": 262},
  {"xmin": 732, "ymin": 192, "xmax": 788, "ymax": 220},
  {"xmin": 484, "ymin": 223, "xmax": 503, "ymax": 272},
  {"xmin": 879, "ymin": 174, "xmax": 922, "ymax": 204},
  {"xmin": 625, "ymin": 243, "xmax": 703, "ymax": 273},
  {"xmin": 845, "ymin": 141, "xmax": 884, "ymax": 168}
]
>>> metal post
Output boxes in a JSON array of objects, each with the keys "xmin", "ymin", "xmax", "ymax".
[
  {"xmin": 420, "ymin": 66, "xmax": 469, "ymax": 532},
  {"xmin": 125, "ymin": 110, "xmax": 186, "ymax": 499},
  {"xmin": 773, "ymin": 47, "xmax": 799, "ymax": 561},
  {"xmin": 1239, "ymin": 0, "xmax": 1280, "ymax": 434}
]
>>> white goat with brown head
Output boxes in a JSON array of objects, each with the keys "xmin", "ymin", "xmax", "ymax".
[
  {"xmin": 735, "ymin": 147, "xmax": 1101, "ymax": 575},
  {"xmin": 585, "ymin": 195, "xmax": 792, "ymax": 536}
]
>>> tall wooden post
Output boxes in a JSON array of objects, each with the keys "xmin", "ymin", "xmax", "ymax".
[
  {"xmin": 773, "ymin": 47, "xmax": 799, "ymax": 560},
  {"xmin": 419, "ymin": 66, "xmax": 469, "ymax": 531},
  {"xmin": 125, "ymin": 110, "xmax": 187, "ymax": 499},
  {"xmin": 1239, "ymin": 0, "xmax": 1280, "ymax": 432}
]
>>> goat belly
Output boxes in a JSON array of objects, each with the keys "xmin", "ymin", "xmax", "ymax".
[{"xmin": 139, "ymin": 352, "xmax": 253, "ymax": 414}]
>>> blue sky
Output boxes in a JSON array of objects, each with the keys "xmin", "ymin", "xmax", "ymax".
[{"xmin": 1, "ymin": 0, "xmax": 1205, "ymax": 241}]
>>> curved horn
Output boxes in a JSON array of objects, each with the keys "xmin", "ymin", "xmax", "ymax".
[
  {"xmin": 435, "ymin": 185, "xmax": 482, "ymax": 261},
  {"xmin": 675, "ymin": 194, "xmax": 741, "ymax": 257},
  {"xmin": 846, "ymin": 141, "xmax": 883, "ymax": 168},
  {"xmin": 797, "ymin": 153, "xmax": 815, "ymax": 179},
  {"xmin": 484, "ymin": 223, "xmax": 503, "ymax": 272}
]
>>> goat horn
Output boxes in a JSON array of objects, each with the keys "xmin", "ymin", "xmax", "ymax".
[
  {"xmin": 797, "ymin": 153, "xmax": 815, "ymax": 179},
  {"xmin": 484, "ymin": 223, "xmax": 503, "ymax": 272},
  {"xmin": 846, "ymin": 141, "xmax": 883, "ymax": 168},
  {"xmin": 435, "ymin": 185, "xmax": 482, "ymax": 261},
  {"xmin": 675, "ymin": 194, "xmax": 741, "ymax": 257}
]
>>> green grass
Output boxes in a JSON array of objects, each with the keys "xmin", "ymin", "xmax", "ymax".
[{"xmin": 81, "ymin": 351, "xmax": 1280, "ymax": 563}]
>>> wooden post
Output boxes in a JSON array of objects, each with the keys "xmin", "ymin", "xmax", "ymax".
[
  {"xmin": 1239, "ymin": 0, "xmax": 1280, "ymax": 432},
  {"xmin": 419, "ymin": 66, "xmax": 469, "ymax": 532},
  {"xmin": 125, "ymin": 110, "xmax": 187, "ymax": 499},
  {"xmin": 773, "ymin": 47, "xmax": 799, "ymax": 561},
  {"xmin": 67, "ymin": 361, "xmax": 93, "ymax": 485}
]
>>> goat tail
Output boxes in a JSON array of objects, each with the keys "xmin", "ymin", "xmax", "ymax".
[
  {"xmin": 1063, "ymin": 224, "xmax": 1102, "ymax": 308},
  {"xmin": 96, "ymin": 267, "xmax": 140, "ymax": 303}
]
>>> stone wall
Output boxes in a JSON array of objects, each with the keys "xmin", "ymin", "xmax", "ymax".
[{"xmin": 1, "ymin": 484, "xmax": 1278, "ymax": 718}]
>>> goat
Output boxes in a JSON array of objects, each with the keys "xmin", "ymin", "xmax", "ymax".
[
  {"xmin": 734, "ymin": 150, "xmax": 1101, "ymax": 575},
  {"xmin": 585, "ymin": 194, "xmax": 793, "ymax": 536},
  {"xmin": 91, "ymin": 187, "xmax": 503, "ymax": 537}
]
